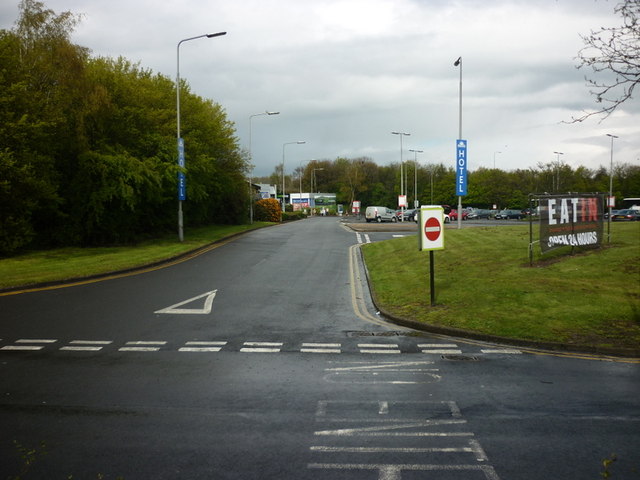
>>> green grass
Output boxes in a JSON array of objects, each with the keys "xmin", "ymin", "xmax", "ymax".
[
  {"xmin": 362, "ymin": 222, "xmax": 640, "ymax": 351},
  {"xmin": 0, "ymin": 223, "xmax": 274, "ymax": 289}
]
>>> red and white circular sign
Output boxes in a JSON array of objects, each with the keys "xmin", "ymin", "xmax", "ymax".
[{"xmin": 424, "ymin": 216, "xmax": 441, "ymax": 241}]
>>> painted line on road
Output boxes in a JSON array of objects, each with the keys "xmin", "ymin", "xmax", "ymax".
[
  {"xmin": 422, "ymin": 349, "xmax": 463, "ymax": 355},
  {"xmin": 61, "ymin": 346, "xmax": 103, "ymax": 352},
  {"xmin": 301, "ymin": 343, "xmax": 341, "ymax": 354},
  {"xmin": 358, "ymin": 343, "xmax": 401, "ymax": 354},
  {"xmin": 481, "ymin": 348, "xmax": 522, "ymax": 354},
  {"xmin": 1, "ymin": 345, "xmax": 44, "ymax": 351},
  {"xmin": 308, "ymin": 463, "xmax": 500, "ymax": 479},
  {"xmin": 16, "ymin": 339, "xmax": 57, "ymax": 344},
  {"xmin": 240, "ymin": 341, "xmax": 283, "ymax": 353},
  {"xmin": 180, "ymin": 340, "xmax": 227, "ymax": 352}
]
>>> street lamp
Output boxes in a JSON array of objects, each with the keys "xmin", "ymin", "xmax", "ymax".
[
  {"xmin": 553, "ymin": 151, "xmax": 564, "ymax": 192},
  {"xmin": 493, "ymin": 151, "xmax": 502, "ymax": 169},
  {"xmin": 248, "ymin": 110, "xmax": 280, "ymax": 223},
  {"xmin": 282, "ymin": 141, "xmax": 306, "ymax": 213},
  {"xmin": 313, "ymin": 167, "xmax": 324, "ymax": 193},
  {"xmin": 454, "ymin": 56, "xmax": 463, "ymax": 229},
  {"xmin": 391, "ymin": 131, "xmax": 410, "ymax": 221},
  {"xmin": 176, "ymin": 31, "xmax": 226, "ymax": 242},
  {"xmin": 606, "ymin": 134, "xmax": 618, "ymax": 243},
  {"xmin": 409, "ymin": 149, "xmax": 423, "ymax": 208}
]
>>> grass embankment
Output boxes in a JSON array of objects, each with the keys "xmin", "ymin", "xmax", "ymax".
[
  {"xmin": 362, "ymin": 222, "xmax": 640, "ymax": 352},
  {"xmin": 0, "ymin": 223, "xmax": 274, "ymax": 290}
]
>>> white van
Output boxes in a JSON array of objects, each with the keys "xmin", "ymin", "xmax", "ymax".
[{"xmin": 365, "ymin": 206, "xmax": 397, "ymax": 223}]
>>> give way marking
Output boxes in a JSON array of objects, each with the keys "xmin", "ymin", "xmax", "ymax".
[{"xmin": 154, "ymin": 290, "xmax": 217, "ymax": 315}]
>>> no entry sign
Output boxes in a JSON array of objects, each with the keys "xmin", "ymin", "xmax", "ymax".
[{"xmin": 419, "ymin": 206, "xmax": 445, "ymax": 251}]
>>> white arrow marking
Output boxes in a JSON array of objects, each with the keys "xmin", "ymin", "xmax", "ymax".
[{"xmin": 154, "ymin": 290, "xmax": 217, "ymax": 314}]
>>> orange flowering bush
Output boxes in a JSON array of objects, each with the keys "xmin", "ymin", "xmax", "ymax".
[{"xmin": 254, "ymin": 198, "xmax": 282, "ymax": 222}]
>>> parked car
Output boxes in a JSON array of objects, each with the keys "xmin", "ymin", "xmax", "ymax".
[
  {"xmin": 611, "ymin": 209, "xmax": 640, "ymax": 221},
  {"xmin": 365, "ymin": 206, "xmax": 398, "ymax": 223},
  {"xmin": 495, "ymin": 209, "xmax": 524, "ymax": 220},
  {"xmin": 466, "ymin": 208, "xmax": 491, "ymax": 219},
  {"xmin": 402, "ymin": 208, "xmax": 419, "ymax": 222},
  {"xmin": 449, "ymin": 209, "xmax": 468, "ymax": 221},
  {"xmin": 604, "ymin": 209, "xmax": 619, "ymax": 219}
]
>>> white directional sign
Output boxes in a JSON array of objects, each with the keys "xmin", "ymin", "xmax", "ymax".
[
  {"xmin": 419, "ymin": 206, "xmax": 445, "ymax": 251},
  {"xmin": 155, "ymin": 290, "xmax": 217, "ymax": 314}
]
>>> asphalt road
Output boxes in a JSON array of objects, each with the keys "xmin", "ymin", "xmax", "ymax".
[{"xmin": 1, "ymin": 217, "xmax": 638, "ymax": 479}]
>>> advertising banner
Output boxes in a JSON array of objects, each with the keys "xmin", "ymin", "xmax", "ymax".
[
  {"xmin": 539, "ymin": 194, "xmax": 603, "ymax": 253},
  {"xmin": 455, "ymin": 139, "xmax": 467, "ymax": 196}
]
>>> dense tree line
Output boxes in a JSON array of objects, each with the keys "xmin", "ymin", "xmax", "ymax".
[
  {"xmin": 260, "ymin": 157, "xmax": 640, "ymax": 212},
  {"xmin": 0, "ymin": 1, "xmax": 247, "ymax": 255}
]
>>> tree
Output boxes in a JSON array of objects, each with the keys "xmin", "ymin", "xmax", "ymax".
[{"xmin": 573, "ymin": 0, "xmax": 640, "ymax": 121}]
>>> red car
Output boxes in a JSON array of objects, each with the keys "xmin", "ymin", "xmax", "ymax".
[{"xmin": 448, "ymin": 209, "xmax": 468, "ymax": 221}]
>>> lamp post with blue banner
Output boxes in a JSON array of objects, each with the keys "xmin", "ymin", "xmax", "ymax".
[
  {"xmin": 454, "ymin": 56, "xmax": 465, "ymax": 229},
  {"xmin": 176, "ymin": 31, "xmax": 226, "ymax": 242}
]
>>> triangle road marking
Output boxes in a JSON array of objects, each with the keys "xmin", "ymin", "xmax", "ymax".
[{"xmin": 154, "ymin": 290, "xmax": 217, "ymax": 315}]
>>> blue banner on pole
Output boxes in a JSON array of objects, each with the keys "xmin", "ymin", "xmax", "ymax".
[
  {"xmin": 178, "ymin": 138, "xmax": 186, "ymax": 201},
  {"xmin": 456, "ymin": 139, "xmax": 467, "ymax": 196}
]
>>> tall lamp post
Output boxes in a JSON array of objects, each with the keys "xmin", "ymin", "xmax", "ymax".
[
  {"xmin": 248, "ymin": 111, "xmax": 279, "ymax": 223},
  {"xmin": 409, "ymin": 149, "xmax": 423, "ymax": 208},
  {"xmin": 606, "ymin": 134, "xmax": 618, "ymax": 243},
  {"xmin": 176, "ymin": 31, "xmax": 226, "ymax": 242},
  {"xmin": 454, "ymin": 56, "xmax": 463, "ymax": 229},
  {"xmin": 282, "ymin": 141, "xmax": 306, "ymax": 213},
  {"xmin": 391, "ymin": 131, "xmax": 410, "ymax": 221}
]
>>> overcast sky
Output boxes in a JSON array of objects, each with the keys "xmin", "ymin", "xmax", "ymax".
[{"xmin": 2, "ymin": 0, "xmax": 639, "ymax": 177}]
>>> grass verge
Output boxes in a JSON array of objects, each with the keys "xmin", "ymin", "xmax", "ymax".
[
  {"xmin": 0, "ymin": 223, "xmax": 275, "ymax": 290},
  {"xmin": 361, "ymin": 222, "xmax": 640, "ymax": 352}
]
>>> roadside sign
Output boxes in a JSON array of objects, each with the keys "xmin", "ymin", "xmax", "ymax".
[
  {"xmin": 456, "ymin": 139, "xmax": 467, "ymax": 196},
  {"xmin": 398, "ymin": 195, "xmax": 407, "ymax": 208},
  {"xmin": 178, "ymin": 138, "xmax": 186, "ymax": 201},
  {"xmin": 419, "ymin": 206, "xmax": 445, "ymax": 251}
]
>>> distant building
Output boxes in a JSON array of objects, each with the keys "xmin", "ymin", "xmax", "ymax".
[
  {"xmin": 290, "ymin": 193, "xmax": 336, "ymax": 212},
  {"xmin": 258, "ymin": 184, "xmax": 277, "ymax": 200}
]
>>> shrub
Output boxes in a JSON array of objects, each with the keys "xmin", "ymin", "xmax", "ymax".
[
  {"xmin": 282, "ymin": 211, "xmax": 307, "ymax": 221},
  {"xmin": 254, "ymin": 198, "xmax": 281, "ymax": 222}
]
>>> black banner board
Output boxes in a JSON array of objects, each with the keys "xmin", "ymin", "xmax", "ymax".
[{"xmin": 539, "ymin": 194, "xmax": 603, "ymax": 253}]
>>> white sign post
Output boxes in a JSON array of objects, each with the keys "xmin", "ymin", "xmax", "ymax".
[{"xmin": 418, "ymin": 206, "xmax": 445, "ymax": 306}]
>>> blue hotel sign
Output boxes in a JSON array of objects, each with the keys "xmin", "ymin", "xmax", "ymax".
[
  {"xmin": 178, "ymin": 138, "xmax": 186, "ymax": 201},
  {"xmin": 456, "ymin": 139, "xmax": 467, "ymax": 196}
]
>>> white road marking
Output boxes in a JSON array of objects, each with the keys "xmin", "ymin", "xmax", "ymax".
[
  {"xmin": 60, "ymin": 346, "xmax": 103, "ymax": 351},
  {"xmin": 118, "ymin": 347, "xmax": 161, "ymax": 352},
  {"xmin": 154, "ymin": 289, "xmax": 217, "ymax": 314},
  {"xmin": 481, "ymin": 348, "xmax": 522, "ymax": 354},
  {"xmin": 364, "ymin": 234, "xmax": 371, "ymax": 243},
  {"xmin": 1, "ymin": 345, "xmax": 44, "ymax": 351},
  {"xmin": 301, "ymin": 344, "xmax": 342, "ymax": 354},
  {"xmin": 120, "ymin": 341, "xmax": 166, "ymax": 352},
  {"xmin": 179, "ymin": 347, "xmax": 223, "ymax": 352},
  {"xmin": 309, "ymin": 400, "xmax": 500, "ymax": 480},
  {"xmin": 70, "ymin": 340, "xmax": 113, "ymax": 345},
  {"xmin": 16, "ymin": 339, "xmax": 57, "ymax": 344},
  {"xmin": 422, "ymin": 349, "xmax": 463, "ymax": 354},
  {"xmin": 358, "ymin": 343, "xmax": 401, "ymax": 354},
  {"xmin": 240, "ymin": 347, "xmax": 281, "ymax": 353},
  {"xmin": 241, "ymin": 341, "xmax": 283, "ymax": 353},
  {"xmin": 308, "ymin": 463, "xmax": 500, "ymax": 480},
  {"xmin": 180, "ymin": 341, "xmax": 227, "ymax": 352},
  {"xmin": 356, "ymin": 233, "xmax": 363, "ymax": 244},
  {"xmin": 418, "ymin": 343, "xmax": 459, "ymax": 348}
]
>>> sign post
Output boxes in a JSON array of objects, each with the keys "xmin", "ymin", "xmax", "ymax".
[{"xmin": 419, "ymin": 206, "xmax": 445, "ymax": 306}]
